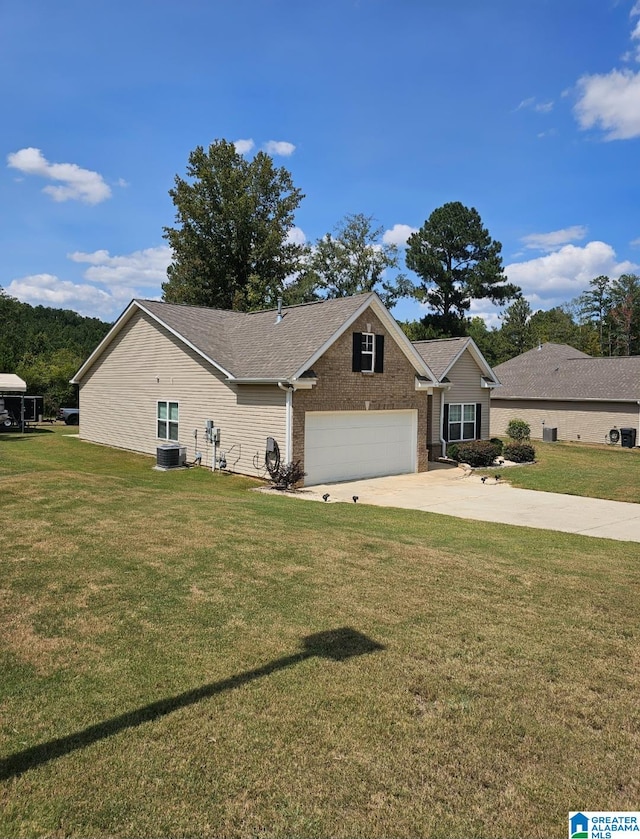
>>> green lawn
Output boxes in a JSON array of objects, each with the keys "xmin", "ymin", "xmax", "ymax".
[
  {"xmin": 483, "ymin": 439, "xmax": 640, "ymax": 503},
  {"xmin": 1, "ymin": 427, "xmax": 639, "ymax": 838}
]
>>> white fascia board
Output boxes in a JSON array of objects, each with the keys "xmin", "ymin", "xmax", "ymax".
[
  {"xmin": 291, "ymin": 292, "xmax": 438, "ymax": 383},
  {"xmin": 232, "ymin": 377, "xmax": 316, "ymax": 390},
  {"xmin": 231, "ymin": 377, "xmax": 281, "ymax": 384},
  {"xmin": 71, "ymin": 300, "xmax": 235, "ymax": 384}
]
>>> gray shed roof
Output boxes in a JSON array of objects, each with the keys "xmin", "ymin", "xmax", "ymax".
[
  {"xmin": 73, "ymin": 293, "xmax": 438, "ymax": 384},
  {"xmin": 493, "ymin": 343, "xmax": 640, "ymax": 401}
]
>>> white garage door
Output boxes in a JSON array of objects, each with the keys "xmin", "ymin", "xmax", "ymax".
[{"xmin": 304, "ymin": 410, "xmax": 417, "ymax": 485}]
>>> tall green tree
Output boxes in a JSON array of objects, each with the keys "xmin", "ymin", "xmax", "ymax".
[
  {"xmin": 528, "ymin": 306, "xmax": 581, "ymax": 348},
  {"xmin": 162, "ymin": 140, "xmax": 305, "ymax": 311},
  {"xmin": 304, "ymin": 213, "xmax": 413, "ymax": 307},
  {"xmin": 609, "ymin": 273, "xmax": 640, "ymax": 356},
  {"xmin": 500, "ymin": 297, "xmax": 533, "ymax": 358},
  {"xmin": 405, "ymin": 201, "xmax": 520, "ymax": 335},
  {"xmin": 576, "ymin": 275, "xmax": 612, "ymax": 356}
]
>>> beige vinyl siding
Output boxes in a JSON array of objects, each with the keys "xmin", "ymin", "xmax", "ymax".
[
  {"xmin": 490, "ymin": 399, "xmax": 640, "ymax": 445},
  {"xmin": 78, "ymin": 311, "xmax": 286, "ymax": 477},
  {"xmin": 427, "ymin": 350, "xmax": 491, "ymax": 455}
]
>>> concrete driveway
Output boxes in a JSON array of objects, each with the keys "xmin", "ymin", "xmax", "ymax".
[{"xmin": 293, "ymin": 463, "xmax": 640, "ymax": 542}]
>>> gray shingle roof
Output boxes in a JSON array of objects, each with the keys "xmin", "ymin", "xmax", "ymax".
[
  {"xmin": 412, "ymin": 337, "xmax": 470, "ymax": 380},
  {"xmin": 138, "ymin": 294, "xmax": 379, "ymax": 379},
  {"xmin": 493, "ymin": 342, "xmax": 640, "ymax": 401}
]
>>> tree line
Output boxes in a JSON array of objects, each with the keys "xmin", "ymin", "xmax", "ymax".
[
  {"xmin": 456, "ymin": 273, "xmax": 640, "ymax": 367},
  {"xmin": 0, "ymin": 289, "xmax": 111, "ymax": 413}
]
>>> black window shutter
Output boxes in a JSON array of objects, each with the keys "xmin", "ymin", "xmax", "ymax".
[
  {"xmin": 443, "ymin": 403, "xmax": 449, "ymax": 442},
  {"xmin": 352, "ymin": 333, "xmax": 362, "ymax": 372},
  {"xmin": 374, "ymin": 334, "xmax": 384, "ymax": 373},
  {"xmin": 475, "ymin": 403, "xmax": 482, "ymax": 439}
]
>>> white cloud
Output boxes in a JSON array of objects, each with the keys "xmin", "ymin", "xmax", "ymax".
[
  {"xmin": 264, "ymin": 140, "xmax": 296, "ymax": 157},
  {"xmin": 574, "ymin": 69, "xmax": 640, "ymax": 139},
  {"xmin": 382, "ymin": 224, "xmax": 418, "ymax": 246},
  {"xmin": 521, "ymin": 225, "xmax": 587, "ymax": 252},
  {"xmin": 505, "ymin": 241, "xmax": 637, "ymax": 303},
  {"xmin": 286, "ymin": 226, "xmax": 306, "ymax": 246},
  {"xmin": 6, "ymin": 274, "xmax": 118, "ymax": 319},
  {"xmin": 515, "ymin": 97, "xmax": 553, "ymax": 113},
  {"xmin": 234, "ymin": 138, "xmax": 255, "ymax": 155},
  {"xmin": 68, "ymin": 246, "xmax": 172, "ymax": 286},
  {"xmin": 516, "ymin": 97, "xmax": 535, "ymax": 111},
  {"xmin": 7, "ymin": 147, "xmax": 112, "ymax": 204}
]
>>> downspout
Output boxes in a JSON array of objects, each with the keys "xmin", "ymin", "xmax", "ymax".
[
  {"xmin": 277, "ymin": 381, "xmax": 295, "ymax": 463},
  {"xmin": 439, "ymin": 391, "xmax": 447, "ymax": 458}
]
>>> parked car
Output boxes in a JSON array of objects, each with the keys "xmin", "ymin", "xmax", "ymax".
[{"xmin": 58, "ymin": 407, "xmax": 80, "ymax": 425}]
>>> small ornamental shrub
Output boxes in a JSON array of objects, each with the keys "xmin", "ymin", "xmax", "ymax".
[
  {"xmin": 451, "ymin": 440, "xmax": 502, "ymax": 468},
  {"xmin": 445, "ymin": 442, "xmax": 460, "ymax": 462},
  {"xmin": 490, "ymin": 437, "xmax": 504, "ymax": 454},
  {"xmin": 506, "ymin": 418, "xmax": 531, "ymax": 441},
  {"xmin": 503, "ymin": 442, "xmax": 536, "ymax": 463},
  {"xmin": 269, "ymin": 460, "xmax": 306, "ymax": 490}
]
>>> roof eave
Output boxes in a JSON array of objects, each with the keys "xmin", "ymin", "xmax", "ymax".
[{"xmin": 71, "ymin": 299, "xmax": 236, "ymax": 384}]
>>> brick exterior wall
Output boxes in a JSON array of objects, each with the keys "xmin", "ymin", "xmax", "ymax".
[{"xmin": 291, "ymin": 309, "xmax": 429, "ymax": 477}]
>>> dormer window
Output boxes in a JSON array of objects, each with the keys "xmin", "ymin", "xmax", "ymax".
[{"xmin": 352, "ymin": 332, "xmax": 385, "ymax": 373}]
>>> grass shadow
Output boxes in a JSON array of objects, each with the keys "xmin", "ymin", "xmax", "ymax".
[
  {"xmin": 0, "ymin": 628, "xmax": 384, "ymax": 780},
  {"xmin": 0, "ymin": 428, "xmax": 55, "ymax": 441}
]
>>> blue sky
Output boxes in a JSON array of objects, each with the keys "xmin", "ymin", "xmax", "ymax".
[{"xmin": 3, "ymin": 0, "xmax": 640, "ymax": 326}]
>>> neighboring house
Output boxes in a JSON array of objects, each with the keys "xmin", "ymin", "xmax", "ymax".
[
  {"xmin": 412, "ymin": 337, "xmax": 501, "ymax": 460},
  {"xmin": 73, "ymin": 293, "xmax": 452, "ymax": 485},
  {"xmin": 490, "ymin": 342, "xmax": 640, "ymax": 446}
]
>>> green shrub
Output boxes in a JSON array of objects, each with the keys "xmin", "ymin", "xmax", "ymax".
[
  {"xmin": 490, "ymin": 437, "xmax": 504, "ymax": 454},
  {"xmin": 452, "ymin": 440, "xmax": 502, "ymax": 468},
  {"xmin": 446, "ymin": 442, "xmax": 460, "ymax": 461},
  {"xmin": 506, "ymin": 418, "xmax": 531, "ymax": 441},
  {"xmin": 503, "ymin": 442, "xmax": 536, "ymax": 463}
]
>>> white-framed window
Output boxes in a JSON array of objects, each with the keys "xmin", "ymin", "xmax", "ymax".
[
  {"xmin": 157, "ymin": 401, "xmax": 179, "ymax": 441},
  {"xmin": 361, "ymin": 332, "xmax": 375, "ymax": 372},
  {"xmin": 448, "ymin": 403, "xmax": 476, "ymax": 441}
]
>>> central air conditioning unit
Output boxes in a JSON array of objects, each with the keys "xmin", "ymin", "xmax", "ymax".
[
  {"xmin": 156, "ymin": 444, "xmax": 186, "ymax": 469},
  {"xmin": 542, "ymin": 426, "xmax": 557, "ymax": 442}
]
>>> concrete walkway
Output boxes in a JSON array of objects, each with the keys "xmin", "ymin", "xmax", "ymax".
[{"xmin": 290, "ymin": 463, "xmax": 640, "ymax": 542}]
